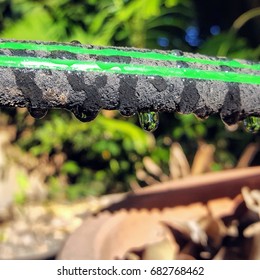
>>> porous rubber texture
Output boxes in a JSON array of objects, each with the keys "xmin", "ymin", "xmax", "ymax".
[{"xmin": 0, "ymin": 40, "xmax": 259, "ymax": 124}]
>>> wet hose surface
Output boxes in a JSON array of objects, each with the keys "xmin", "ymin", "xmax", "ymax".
[{"xmin": 0, "ymin": 39, "xmax": 259, "ymax": 125}]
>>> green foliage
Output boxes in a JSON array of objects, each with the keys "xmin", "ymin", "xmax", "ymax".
[
  {"xmin": 20, "ymin": 113, "xmax": 152, "ymax": 156},
  {"xmin": 0, "ymin": 0, "xmax": 193, "ymax": 49},
  {"xmin": 14, "ymin": 170, "xmax": 29, "ymax": 204},
  {"xmin": 200, "ymin": 32, "xmax": 260, "ymax": 60},
  {"xmin": 172, "ymin": 114, "xmax": 206, "ymax": 140},
  {"xmin": 17, "ymin": 110, "xmax": 154, "ymax": 199}
]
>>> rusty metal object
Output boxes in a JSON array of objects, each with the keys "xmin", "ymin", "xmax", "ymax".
[
  {"xmin": 58, "ymin": 167, "xmax": 260, "ymax": 260},
  {"xmin": 104, "ymin": 166, "xmax": 260, "ymax": 212}
]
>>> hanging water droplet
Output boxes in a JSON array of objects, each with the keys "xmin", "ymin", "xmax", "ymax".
[
  {"xmin": 138, "ymin": 111, "xmax": 159, "ymax": 132},
  {"xmin": 220, "ymin": 114, "xmax": 237, "ymax": 128},
  {"xmin": 28, "ymin": 107, "xmax": 48, "ymax": 119},
  {"xmin": 243, "ymin": 116, "xmax": 260, "ymax": 134},
  {"xmin": 70, "ymin": 40, "xmax": 81, "ymax": 45},
  {"xmin": 71, "ymin": 106, "xmax": 98, "ymax": 122},
  {"xmin": 172, "ymin": 49, "xmax": 184, "ymax": 56}
]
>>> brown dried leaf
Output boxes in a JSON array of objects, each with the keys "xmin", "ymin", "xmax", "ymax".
[
  {"xmin": 129, "ymin": 180, "xmax": 142, "ymax": 192},
  {"xmin": 191, "ymin": 142, "xmax": 215, "ymax": 175},
  {"xmin": 143, "ymin": 157, "xmax": 168, "ymax": 181},
  {"xmin": 136, "ymin": 169, "xmax": 159, "ymax": 185},
  {"xmin": 169, "ymin": 143, "xmax": 190, "ymax": 179},
  {"xmin": 237, "ymin": 143, "xmax": 260, "ymax": 168}
]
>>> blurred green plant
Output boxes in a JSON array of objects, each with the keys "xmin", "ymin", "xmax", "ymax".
[
  {"xmin": 0, "ymin": 0, "xmax": 259, "ymax": 200},
  {"xmin": 199, "ymin": 7, "xmax": 260, "ymax": 60},
  {"xmin": 14, "ymin": 170, "xmax": 29, "ymax": 205},
  {"xmin": 0, "ymin": 0, "xmax": 194, "ymax": 49},
  {"xmin": 16, "ymin": 109, "xmax": 154, "ymax": 199}
]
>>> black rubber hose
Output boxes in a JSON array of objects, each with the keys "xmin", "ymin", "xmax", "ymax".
[{"xmin": 0, "ymin": 39, "xmax": 259, "ymax": 125}]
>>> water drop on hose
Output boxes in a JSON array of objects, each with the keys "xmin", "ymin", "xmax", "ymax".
[
  {"xmin": 71, "ymin": 106, "xmax": 98, "ymax": 122},
  {"xmin": 172, "ymin": 50, "xmax": 184, "ymax": 56},
  {"xmin": 243, "ymin": 116, "xmax": 260, "ymax": 133},
  {"xmin": 70, "ymin": 40, "xmax": 81, "ymax": 45},
  {"xmin": 28, "ymin": 107, "xmax": 48, "ymax": 119},
  {"xmin": 138, "ymin": 111, "xmax": 159, "ymax": 132}
]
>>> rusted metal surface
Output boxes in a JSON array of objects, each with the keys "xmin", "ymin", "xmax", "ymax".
[
  {"xmin": 58, "ymin": 167, "xmax": 260, "ymax": 260},
  {"xmin": 104, "ymin": 166, "xmax": 260, "ymax": 212}
]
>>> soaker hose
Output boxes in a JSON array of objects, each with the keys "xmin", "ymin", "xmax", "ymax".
[{"xmin": 0, "ymin": 39, "xmax": 259, "ymax": 129}]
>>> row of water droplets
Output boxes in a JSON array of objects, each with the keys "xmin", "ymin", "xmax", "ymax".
[
  {"xmin": 28, "ymin": 106, "xmax": 98, "ymax": 122},
  {"xmin": 27, "ymin": 106, "xmax": 260, "ymax": 134},
  {"xmin": 27, "ymin": 39, "xmax": 160, "ymax": 130},
  {"xmin": 27, "ymin": 41, "xmax": 259, "ymax": 133},
  {"xmin": 139, "ymin": 113, "xmax": 260, "ymax": 134},
  {"xmin": 27, "ymin": 104, "xmax": 159, "ymax": 132}
]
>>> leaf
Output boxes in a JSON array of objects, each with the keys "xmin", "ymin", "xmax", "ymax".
[
  {"xmin": 169, "ymin": 142, "xmax": 190, "ymax": 179},
  {"xmin": 165, "ymin": 0, "xmax": 180, "ymax": 8},
  {"xmin": 237, "ymin": 143, "xmax": 260, "ymax": 168},
  {"xmin": 97, "ymin": 116, "xmax": 154, "ymax": 154},
  {"xmin": 0, "ymin": 7, "xmax": 54, "ymax": 41},
  {"xmin": 143, "ymin": 156, "xmax": 166, "ymax": 178},
  {"xmin": 61, "ymin": 161, "xmax": 80, "ymax": 175},
  {"xmin": 191, "ymin": 142, "xmax": 215, "ymax": 175}
]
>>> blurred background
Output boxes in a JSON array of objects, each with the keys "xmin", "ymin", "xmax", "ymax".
[{"xmin": 0, "ymin": 0, "xmax": 259, "ymax": 259}]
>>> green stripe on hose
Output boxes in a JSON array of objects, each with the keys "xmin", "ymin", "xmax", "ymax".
[
  {"xmin": 0, "ymin": 55, "xmax": 259, "ymax": 84},
  {"xmin": 0, "ymin": 41, "xmax": 259, "ymax": 71}
]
